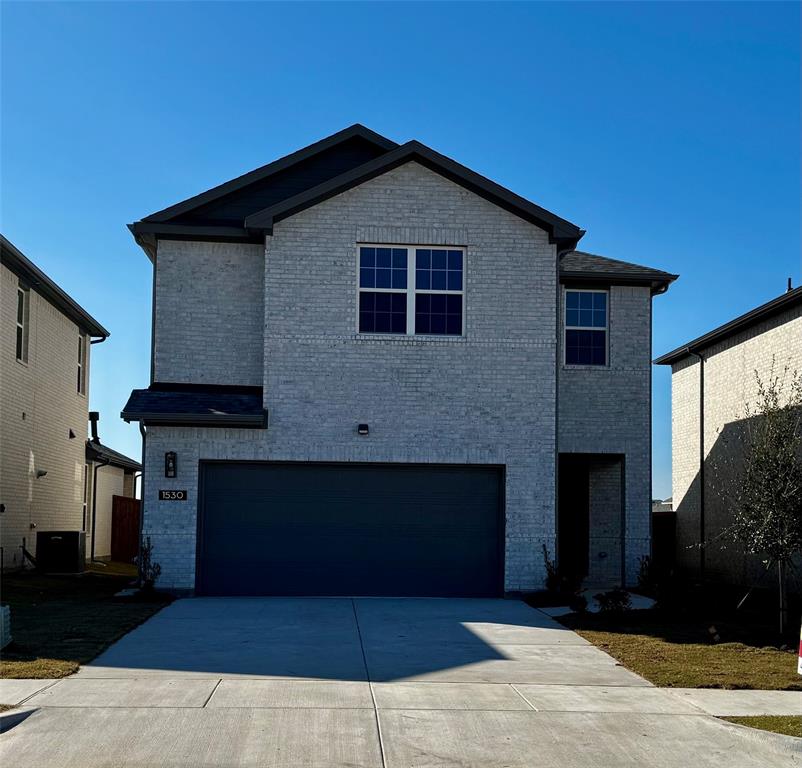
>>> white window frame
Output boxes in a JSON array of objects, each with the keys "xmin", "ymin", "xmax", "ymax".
[
  {"xmin": 563, "ymin": 287, "xmax": 609, "ymax": 366},
  {"xmin": 77, "ymin": 333, "xmax": 87, "ymax": 395},
  {"xmin": 356, "ymin": 244, "xmax": 466, "ymax": 337},
  {"xmin": 15, "ymin": 284, "xmax": 29, "ymax": 363}
]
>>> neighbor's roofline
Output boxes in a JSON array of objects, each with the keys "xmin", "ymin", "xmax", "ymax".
[
  {"xmin": 655, "ymin": 286, "xmax": 802, "ymax": 365},
  {"xmin": 140, "ymin": 124, "xmax": 398, "ymax": 224},
  {"xmin": 0, "ymin": 235, "xmax": 110, "ymax": 338},
  {"xmin": 243, "ymin": 140, "xmax": 584, "ymax": 247}
]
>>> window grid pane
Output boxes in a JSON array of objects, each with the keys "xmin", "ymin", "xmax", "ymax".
[
  {"xmin": 415, "ymin": 294, "xmax": 462, "ymax": 336},
  {"xmin": 360, "ymin": 247, "xmax": 407, "ymax": 290},
  {"xmin": 359, "ymin": 291, "xmax": 407, "ymax": 334},
  {"xmin": 415, "ymin": 248, "xmax": 462, "ymax": 292},
  {"xmin": 565, "ymin": 329, "xmax": 606, "ymax": 366}
]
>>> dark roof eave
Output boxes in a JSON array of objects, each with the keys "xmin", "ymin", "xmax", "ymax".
[
  {"xmin": 655, "ymin": 286, "xmax": 802, "ymax": 365},
  {"xmin": 121, "ymin": 411, "xmax": 268, "ymax": 428},
  {"xmin": 1, "ymin": 235, "xmax": 110, "ymax": 338},
  {"xmin": 560, "ymin": 270, "xmax": 678, "ymax": 294},
  {"xmin": 244, "ymin": 141, "xmax": 584, "ymax": 247},
  {"xmin": 85, "ymin": 441, "xmax": 142, "ymax": 471}
]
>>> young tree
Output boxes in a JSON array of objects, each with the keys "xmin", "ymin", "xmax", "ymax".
[{"xmin": 717, "ymin": 364, "xmax": 802, "ymax": 635}]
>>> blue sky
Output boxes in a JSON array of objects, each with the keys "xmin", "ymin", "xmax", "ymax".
[{"xmin": 2, "ymin": 2, "xmax": 800, "ymax": 499}]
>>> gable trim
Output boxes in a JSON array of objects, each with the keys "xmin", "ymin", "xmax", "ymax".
[{"xmin": 243, "ymin": 141, "xmax": 584, "ymax": 248}]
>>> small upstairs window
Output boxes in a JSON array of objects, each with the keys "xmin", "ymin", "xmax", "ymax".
[
  {"xmin": 15, "ymin": 284, "xmax": 30, "ymax": 362},
  {"xmin": 77, "ymin": 333, "xmax": 87, "ymax": 394},
  {"xmin": 564, "ymin": 289, "xmax": 608, "ymax": 366}
]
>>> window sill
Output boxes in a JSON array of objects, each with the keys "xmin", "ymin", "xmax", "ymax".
[
  {"xmin": 354, "ymin": 333, "xmax": 467, "ymax": 343},
  {"xmin": 15, "ymin": 358, "xmax": 29, "ymax": 368},
  {"xmin": 562, "ymin": 363, "xmax": 610, "ymax": 371}
]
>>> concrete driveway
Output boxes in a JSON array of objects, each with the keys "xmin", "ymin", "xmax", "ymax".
[{"xmin": 1, "ymin": 598, "xmax": 799, "ymax": 767}]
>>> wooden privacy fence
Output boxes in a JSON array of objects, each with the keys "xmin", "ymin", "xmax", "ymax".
[{"xmin": 111, "ymin": 495, "xmax": 141, "ymax": 564}]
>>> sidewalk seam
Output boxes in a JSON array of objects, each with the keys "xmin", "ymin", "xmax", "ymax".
[{"xmin": 351, "ymin": 598, "xmax": 387, "ymax": 768}]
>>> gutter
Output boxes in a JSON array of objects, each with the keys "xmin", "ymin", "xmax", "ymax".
[{"xmin": 686, "ymin": 347, "xmax": 706, "ymax": 582}]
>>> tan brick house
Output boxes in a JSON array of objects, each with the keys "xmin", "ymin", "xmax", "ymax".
[
  {"xmin": 0, "ymin": 235, "xmax": 140, "ymax": 568},
  {"xmin": 656, "ymin": 285, "xmax": 802, "ymax": 590}
]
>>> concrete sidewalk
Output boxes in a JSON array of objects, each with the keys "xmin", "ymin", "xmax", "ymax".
[{"xmin": 1, "ymin": 598, "xmax": 800, "ymax": 767}]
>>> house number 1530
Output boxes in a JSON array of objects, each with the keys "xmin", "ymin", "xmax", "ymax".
[{"xmin": 158, "ymin": 490, "xmax": 187, "ymax": 501}]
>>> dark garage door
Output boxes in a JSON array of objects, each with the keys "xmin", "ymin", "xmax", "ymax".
[{"xmin": 197, "ymin": 462, "xmax": 503, "ymax": 597}]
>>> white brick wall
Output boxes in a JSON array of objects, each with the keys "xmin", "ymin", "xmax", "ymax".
[
  {"xmin": 671, "ymin": 303, "xmax": 802, "ymax": 585},
  {"xmin": 146, "ymin": 162, "xmax": 558, "ymax": 591},
  {"xmin": 558, "ymin": 285, "xmax": 653, "ymax": 584},
  {"xmin": 0, "ymin": 263, "xmax": 90, "ymax": 567},
  {"xmin": 154, "ymin": 241, "xmax": 264, "ymax": 385}
]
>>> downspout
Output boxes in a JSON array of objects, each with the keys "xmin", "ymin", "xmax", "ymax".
[
  {"xmin": 686, "ymin": 347, "xmax": 705, "ymax": 582},
  {"xmin": 89, "ymin": 336, "xmax": 107, "ymax": 346},
  {"xmin": 137, "ymin": 423, "xmax": 147, "ymax": 587}
]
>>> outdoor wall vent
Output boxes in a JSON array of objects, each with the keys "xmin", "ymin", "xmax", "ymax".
[{"xmin": 357, "ymin": 424, "xmax": 369, "ymax": 436}]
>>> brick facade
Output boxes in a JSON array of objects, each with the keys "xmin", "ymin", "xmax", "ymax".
[
  {"xmin": 671, "ymin": 302, "xmax": 802, "ymax": 586},
  {"xmin": 558, "ymin": 285, "xmax": 653, "ymax": 584},
  {"xmin": 143, "ymin": 161, "xmax": 657, "ymax": 593}
]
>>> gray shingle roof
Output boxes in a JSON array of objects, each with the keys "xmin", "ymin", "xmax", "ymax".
[
  {"xmin": 86, "ymin": 441, "xmax": 141, "ymax": 472},
  {"xmin": 560, "ymin": 251, "xmax": 678, "ymax": 293},
  {"xmin": 122, "ymin": 385, "xmax": 266, "ymax": 428}
]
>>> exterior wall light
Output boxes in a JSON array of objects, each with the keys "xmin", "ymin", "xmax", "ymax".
[
  {"xmin": 165, "ymin": 451, "xmax": 177, "ymax": 478},
  {"xmin": 357, "ymin": 424, "xmax": 369, "ymax": 436}
]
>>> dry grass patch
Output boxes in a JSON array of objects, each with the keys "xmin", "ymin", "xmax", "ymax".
[
  {"xmin": 1, "ymin": 567, "xmax": 171, "ymax": 679},
  {"xmin": 560, "ymin": 606, "xmax": 801, "ymax": 690},
  {"xmin": 722, "ymin": 716, "xmax": 802, "ymax": 738}
]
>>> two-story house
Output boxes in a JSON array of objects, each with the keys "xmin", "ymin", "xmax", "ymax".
[
  {"xmin": 123, "ymin": 125, "xmax": 676, "ymax": 596},
  {"xmin": 1, "ymin": 235, "xmax": 140, "ymax": 568}
]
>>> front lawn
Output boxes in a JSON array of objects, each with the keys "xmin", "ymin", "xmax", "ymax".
[
  {"xmin": 558, "ymin": 588, "xmax": 801, "ymax": 690},
  {"xmin": 1, "ymin": 565, "xmax": 171, "ymax": 679},
  {"xmin": 722, "ymin": 716, "xmax": 802, "ymax": 738}
]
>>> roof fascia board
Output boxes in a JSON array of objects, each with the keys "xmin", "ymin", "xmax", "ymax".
[
  {"xmin": 244, "ymin": 141, "xmax": 584, "ymax": 247},
  {"xmin": 1, "ymin": 236, "xmax": 110, "ymax": 338},
  {"xmin": 655, "ymin": 287, "xmax": 802, "ymax": 365},
  {"xmin": 561, "ymin": 270, "xmax": 678, "ymax": 294},
  {"xmin": 121, "ymin": 411, "xmax": 267, "ymax": 428},
  {"xmin": 141, "ymin": 124, "xmax": 398, "ymax": 224}
]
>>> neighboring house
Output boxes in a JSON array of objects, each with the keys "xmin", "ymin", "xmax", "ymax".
[
  {"xmin": 85, "ymin": 438, "xmax": 141, "ymax": 562},
  {"xmin": 123, "ymin": 124, "xmax": 676, "ymax": 596},
  {"xmin": 0, "ymin": 235, "xmax": 139, "ymax": 568},
  {"xmin": 655, "ymin": 285, "xmax": 802, "ymax": 589}
]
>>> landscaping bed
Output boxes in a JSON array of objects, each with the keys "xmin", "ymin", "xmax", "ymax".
[
  {"xmin": 554, "ymin": 584, "xmax": 801, "ymax": 690},
  {"xmin": 1, "ymin": 565, "xmax": 171, "ymax": 679}
]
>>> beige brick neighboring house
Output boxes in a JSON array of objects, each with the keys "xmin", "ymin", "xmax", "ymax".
[
  {"xmin": 122, "ymin": 125, "xmax": 677, "ymax": 596},
  {"xmin": 656, "ymin": 286, "xmax": 802, "ymax": 591},
  {"xmin": 85, "ymin": 440, "xmax": 141, "ymax": 561},
  {"xmin": 0, "ymin": 235, "xmax": 140, "ymax": 568}
]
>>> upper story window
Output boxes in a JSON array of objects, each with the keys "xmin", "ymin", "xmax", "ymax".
[
  {"xmin": 15, "ymin": 284, "xmax": 30, "ymax": 362},
  {"xmin": 564, "ymin": 289, "xmax": 607, "ymax": 366},
  {"xmin": 358, "ymin": 245, "xmax": 464, "ymax": 336},
  {"xmin": 77, "ymin": 333, "xmax": 87, "ymax": 394}
]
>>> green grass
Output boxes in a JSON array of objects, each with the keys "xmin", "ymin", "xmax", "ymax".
[
  {"xmin": 1, "ymin": 566, "xmax": 171, "ymax": 679},
  {"xmin": 559, "ymin": 606, "xmax": 801, "ymax": 690},
  {"xmin": 722, "ymin": 716, "xmax": 802, "ymax": 738}
]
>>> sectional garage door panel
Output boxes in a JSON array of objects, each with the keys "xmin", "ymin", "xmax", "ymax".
[{"xmin": 197, "ymin": 463, "xmax": 503, "ymax": 597}]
